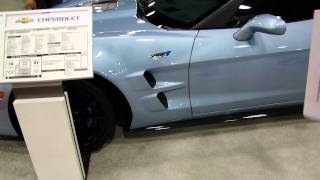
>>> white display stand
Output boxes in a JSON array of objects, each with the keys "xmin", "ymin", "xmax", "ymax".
[
  {"xmin": 13, "ymin": 83, "xmax": 85, "ymax": 180},
  {"xmin": 304, "ymin": 10, "xmax": 320, "ymax": 120},
  {"xmin": 0, "ymin": 7, "xmax": 93, "ymax": 180}
]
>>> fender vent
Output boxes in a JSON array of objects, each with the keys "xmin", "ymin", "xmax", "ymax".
[
  {"xmin": 144, "ymin": 71, "xmax": 156, "ymax": 88},
  {"xmin": 157, "ymin": 92, "xmax": 168, "ymax": 109}
]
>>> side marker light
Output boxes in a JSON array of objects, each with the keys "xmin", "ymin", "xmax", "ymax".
[{"xmin": 0, "ymin": 91, "xmax": 5, "ymax": 99}]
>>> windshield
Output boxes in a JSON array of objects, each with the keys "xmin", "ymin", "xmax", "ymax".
[
  {"xmin": 77, "ymin": 0, "xmax": 118, "ymax": 11},
  {"xmin": 137, "ymin": 0, "xmax": 229, "ymax": 29}
]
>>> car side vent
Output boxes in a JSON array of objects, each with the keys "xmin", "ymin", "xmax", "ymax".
[
  {"xmin": 144, "ymin": 71, "xmax": 156, "ymax": 88},
  {"xmin": 157, "ymin": 92, "xmax": 168, "ymax": 109}
]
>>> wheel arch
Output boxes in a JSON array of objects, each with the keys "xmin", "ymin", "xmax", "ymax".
[{"xmin": 90, "ymin": 73, "xmax": 133, "ymax": 130}]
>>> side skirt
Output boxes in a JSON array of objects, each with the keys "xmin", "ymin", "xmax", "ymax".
[{"xmin": 126, "ymin": 105, "xmax": 303, "ymax": 134}]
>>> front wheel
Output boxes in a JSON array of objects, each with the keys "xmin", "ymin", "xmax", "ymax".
[
  {"xmin": 64, "ymin": 80, "xmax": 116, "ymax": 152},
  {"xmin": 9, "ymin": 80, "xmax": 115, "ymax": 152}
]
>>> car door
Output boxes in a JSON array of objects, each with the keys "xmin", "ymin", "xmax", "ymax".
[{"xmin": 190, "ymin": 0, "xmax": 318, "ymax": 117}]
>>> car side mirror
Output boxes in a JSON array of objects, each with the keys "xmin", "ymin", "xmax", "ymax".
[{"xmin": 234, "ymin": 14, "xmax": 286, "ymax": 41}]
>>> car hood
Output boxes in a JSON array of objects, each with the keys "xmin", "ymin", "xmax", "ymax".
[{"xmin": 54, "ymin": 0, "xmax": 158, "ymax": 33}]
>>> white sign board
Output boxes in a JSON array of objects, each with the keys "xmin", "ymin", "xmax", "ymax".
[
  {"xmin": 0, "ymin": 7, "xmax": 93, "ymax": 84},
  {"xmin": 304, "ymin": 10, "xmax": 320, "ymax": 120}
]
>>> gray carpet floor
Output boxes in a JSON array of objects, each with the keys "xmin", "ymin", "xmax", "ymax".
[{"xmin": 1, "ymin": 115, "xmax": 320, "ymax": 180}]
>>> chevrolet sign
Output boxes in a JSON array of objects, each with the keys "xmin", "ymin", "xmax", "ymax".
[{"xmin": 37, "ymin": 16, "xmax": 80, "ymax": 22}]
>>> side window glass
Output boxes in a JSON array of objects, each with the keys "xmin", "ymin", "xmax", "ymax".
[
  {"xmin": 138, "ymin": 0, "xmax": 229, "ymax": 29},
  {"xmin": 231, "ymin": 0, "xmax": 320, "ymax": 28}
]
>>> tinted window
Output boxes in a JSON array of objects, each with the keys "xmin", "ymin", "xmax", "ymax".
[
  {"xmin": 232, "ymin": 0, "xmax": 320, "ymax": 27},
  {"xmin": 77, "ymin": 0, "xmax": 119, "ymax": 12},
  {"xmin": 137, "ymin": 0, "xmax": 229, "ymax": 29}
]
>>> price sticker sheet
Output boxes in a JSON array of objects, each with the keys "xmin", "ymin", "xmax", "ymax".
[{"xmin": 0, "ymin": 7, "xmax": 93, "ymax": 84}]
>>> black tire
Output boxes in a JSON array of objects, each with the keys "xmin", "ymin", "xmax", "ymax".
[
  {"xmin": 64, "ymin": 80, "xmax": 116, "ymax": 152},
  {"xmin": 8, "ymin": 93, "xmax": 23, "ymax": 139},
  {"xmin": 9, "ymin": 80, "xmax": 116, "ymax": 152}
]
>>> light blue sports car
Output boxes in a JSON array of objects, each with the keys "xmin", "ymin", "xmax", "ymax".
[{"xmin": 0, "ymin": 0, "xmax": 319, "ymax": 151}]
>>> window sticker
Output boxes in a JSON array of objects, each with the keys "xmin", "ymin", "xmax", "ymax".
[{"xmin": 0, "ymin": 7, "xmax": 93, "ymax": 84}]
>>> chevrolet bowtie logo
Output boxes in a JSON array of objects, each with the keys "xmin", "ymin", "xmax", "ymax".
[{"xmin": 16, "ymin": 17, "xmax": 33, "ymax": 24}]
